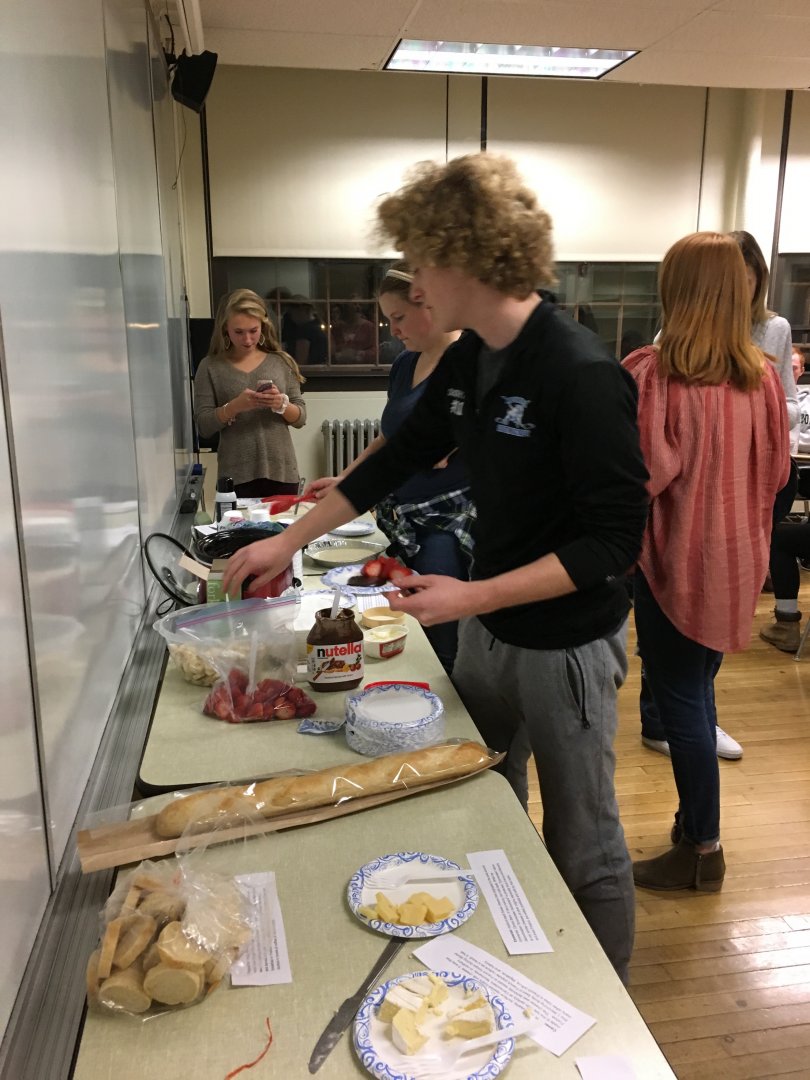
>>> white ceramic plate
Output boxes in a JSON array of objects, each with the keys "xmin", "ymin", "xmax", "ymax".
[
  {"xmin": 347, "ymin": 852, "xmax": 477, "ymax": 939},
  {"xmin": 322, "ymin": 564, "xmax": 397, "ymax": 594},
  {"xmin": 353, "ymin": 969, "xmax": 514, "ymax": 1080},
  {"xmin": 330, "ymin": 519, "xmax": 376, "ymax": 538}
]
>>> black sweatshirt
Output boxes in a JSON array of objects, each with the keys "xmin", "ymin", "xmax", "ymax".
[{"xmin": 339, "ymin": 300, "xmax": 650, "ymax": 649}]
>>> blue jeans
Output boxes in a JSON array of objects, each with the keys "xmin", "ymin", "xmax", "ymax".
[
  {"xmin": 633, "ymin": 572, "xmax": 723, "ymax": 845},
  {"xmin": 405, "ymin": 526, "xmax": 469, "ymax": 675}
]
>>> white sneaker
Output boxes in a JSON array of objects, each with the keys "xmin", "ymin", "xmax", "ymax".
[
  {"xmin": 641, "ymin": 736, "xmax": 671, "ymax": 757},
  {"xmin": 641, "ymin": 728, "xmax": 743, "ymax": 761},
  {"xmin": 716, "ymin": 726, "xmax": 743, "ymax": 760}
]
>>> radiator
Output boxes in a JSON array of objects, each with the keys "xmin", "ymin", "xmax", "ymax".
[{"xmin": 321, "ymin": 418, "xmax": 381, "ymax": 475}]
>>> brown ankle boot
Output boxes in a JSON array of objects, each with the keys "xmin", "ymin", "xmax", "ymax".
[
  {"xmin": 759, "ymin": 610, "xmax": 802, "ymax": 653},
  {"xmin": 633, "ymin": 839, "xmax": 725, "ymax": 892}
]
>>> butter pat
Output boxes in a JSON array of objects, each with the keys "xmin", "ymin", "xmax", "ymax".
[
  {"xmin": 378, "ymin": 984, "xmax": 428, "ymax": 1025},
  {"xmin": 444, "ymin": 1003, "xmax": 495, "ymax": 1039},
  {"xmin": 391, "ymin": 1008, "xmax": 428, "ymax": 1055}
]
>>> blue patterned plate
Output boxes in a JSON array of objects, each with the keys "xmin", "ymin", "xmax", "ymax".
[
  {"xmin": 353, "ymin": 969, "xmax": 514, "ymax": 1080},
  {"xmin": 348, "ymin": 852, "xmax": 478, "ymax": 938},
  {"xmin": 322, "ymin": 564, "xmax": 397, "ymax": 595}
]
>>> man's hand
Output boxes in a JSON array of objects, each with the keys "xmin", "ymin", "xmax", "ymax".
[
  {"xmin": 386, "ymin": 574, "xmax": 489, "ymax": 625},
  {"xmin": 222, "ymin": 535, "xmax": 295, "ymax": 596},
  {"xmin": 303, "ymin": 476, "xmax": 338, "ymax": 501}
]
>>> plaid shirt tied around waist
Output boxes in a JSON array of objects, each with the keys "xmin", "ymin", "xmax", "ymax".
[{"xmin": 374, "ymin": 487, "xmax": 476, "ymax": 563}]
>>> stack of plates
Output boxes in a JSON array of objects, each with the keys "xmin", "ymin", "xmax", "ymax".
[{"xmin": 345, "ymin": 683, "xmax": 445, "ymax": 756}]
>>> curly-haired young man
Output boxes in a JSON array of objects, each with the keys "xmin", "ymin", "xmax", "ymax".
[{"xmin": 223, "ymin": 153, "xmax": 650, "ymax": 982}]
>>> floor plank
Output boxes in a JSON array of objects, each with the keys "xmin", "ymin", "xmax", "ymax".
[{"xmin": 526, "ymin": 581, "xmax": 810, "ymax": 1077}]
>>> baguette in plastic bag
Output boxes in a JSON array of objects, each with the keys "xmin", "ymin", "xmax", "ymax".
[{"xmin": 155, "ymin": 740, "xmax": 493, "ymax": 839}]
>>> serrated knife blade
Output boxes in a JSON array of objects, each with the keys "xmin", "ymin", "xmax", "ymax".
[{"xmin": 307, "ymin": 936, "xmax": 405, "ymax": 1073}]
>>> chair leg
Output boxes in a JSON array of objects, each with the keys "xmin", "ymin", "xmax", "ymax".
[{"xmin": 794, "ymin": 617, "xmax": 810, "ymax": 661}]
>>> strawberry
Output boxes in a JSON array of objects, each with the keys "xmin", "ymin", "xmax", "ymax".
[
  {"xmin": 295, "ymin": 699, "xmax": 317, "ymax": 718},
  {"xmin": 362, "ymin": 558, "xmax": 384, "ymax": 579},
  {"xmin": 228, "ymin": 670, "xmax": 248, "ymax": 694},
  {"xmin": 246, "ymin": 703, "xmax": 265, "ymax": 720},
  {"xmin": 273, "ymin": 699, "xmax": 296, "ymax": 720}
]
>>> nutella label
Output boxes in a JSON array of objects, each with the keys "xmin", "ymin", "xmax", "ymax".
[{"xmin": 307, "ymin": 640, "xmax": 364, "ymax": 686}]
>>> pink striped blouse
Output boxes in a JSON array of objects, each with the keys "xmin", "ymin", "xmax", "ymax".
[{"xmin": 622, "ymin": 346, "xmax": 791, "ymax": 652}]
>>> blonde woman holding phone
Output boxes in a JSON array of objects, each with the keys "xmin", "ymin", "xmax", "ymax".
[{"xmin": 194, "ymin": 289, "xmax": 307, "ymax": 498}]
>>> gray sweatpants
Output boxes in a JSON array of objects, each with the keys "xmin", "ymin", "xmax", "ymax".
[{"xmin": 452, "ymin": 616, "xmax": 634, "ymax": 983}]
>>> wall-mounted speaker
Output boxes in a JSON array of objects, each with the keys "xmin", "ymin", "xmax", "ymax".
[{"xmin": 170, "ymin": 50, "xmax": 218, "ymax": 113}]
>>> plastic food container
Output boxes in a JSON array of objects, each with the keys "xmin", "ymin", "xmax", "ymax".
[
  {"xmin": 361, "ymin": 607, "xmax": 405, "ymax": 630},
  {"xmin": 345, "ymin": 683, "xmax": 444, "ymax": 756},
  {"xmin": 363, "ymin": 624, "xmax": 408, "ymax": 660}
]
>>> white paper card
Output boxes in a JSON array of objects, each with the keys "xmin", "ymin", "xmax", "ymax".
[
  {"xmin": 230, "ymin": 871, "xmax": 292, "ymax": 986},
  {"xmin": 413, "ymin": 934, "xmax": 596, "ymax": 1057},
  {"xmin": 576, "ymin": 1056, "xmax": 637, "ymax": 1079},
  {"xmin": 466, "ymin": 849, "xmax": 552, "ymax": 954}
]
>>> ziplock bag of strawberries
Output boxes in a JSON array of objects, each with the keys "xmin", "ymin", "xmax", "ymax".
[{"xmin": 169, "ymin": 597, "xmax": 317, "ymax": 723}]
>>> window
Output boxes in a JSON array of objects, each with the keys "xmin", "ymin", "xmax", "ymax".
[{"xmin": 211, "ymin": 256, "xmax": 661, "ymax": 375}]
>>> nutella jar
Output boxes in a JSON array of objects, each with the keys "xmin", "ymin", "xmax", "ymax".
[{"xmin": 306, "ymin": 608, "xmax": 364, "ymax": 692}]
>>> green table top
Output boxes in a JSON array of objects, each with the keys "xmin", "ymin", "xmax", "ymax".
[{"xmin": 76, "ymin": 541, "xmax": 674, "ymax": 1080}]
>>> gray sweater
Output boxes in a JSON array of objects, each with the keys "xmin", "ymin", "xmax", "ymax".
[
  {"xmin": 753, "ymin": 314, "xmax": 798, "ymax": 428},
  {"xmin": 194, "ymin": 353, "xmax": 306, "ymax": 486}
]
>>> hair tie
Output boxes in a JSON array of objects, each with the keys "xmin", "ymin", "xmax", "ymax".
[{"xmin": 385, "ymin": 269, "xmax": 414, "ymax": 284}]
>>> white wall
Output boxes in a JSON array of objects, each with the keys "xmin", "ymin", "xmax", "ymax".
[
  {"xmin": 206, "ymin": 67, "xmax": 449, "ymax": 257},
  {"xmin": 204, "ymin": 67, "xmax": 728, "ymax": 264},
  {"xmin": 731, "ymin": 90, "xmax": 786, "ymax": 251},
  {"xmin": 486, "ymin": 79, "xmax": 708, "ymax": 261},
  {"xmin": 780, "ymin": 89, "xmax": 810, "ymax": 253},
  {"xmin": 290, "ymin": 390, "xmax": 387, "ymax": 483}
]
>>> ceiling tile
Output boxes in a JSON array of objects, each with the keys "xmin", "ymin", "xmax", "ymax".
[
  {"xmin": 200, "ymin": 0, "xmax": 416, "ymax": 35},
  {"xmin": 647, "ymin": 11, "xmax": 810, "ymax": 55},
  {"xmin": 404, "ymin": 0, "xmax": 713, "ymax": 49},
  {"xmin": 712, "ymin": 0, "xmax": 810, "ymax": 15},
  {"xmin": 205, "ymin": 28, "xmax": 396, "ymax": 69},
  {"xmin": 607, "ymin": 50, "xmax": 810, "ymax": 88}
]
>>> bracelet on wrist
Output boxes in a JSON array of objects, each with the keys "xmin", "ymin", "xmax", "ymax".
[{"xmin": 272, "ymin": 394, "xmax": 290, "ymax": 415}]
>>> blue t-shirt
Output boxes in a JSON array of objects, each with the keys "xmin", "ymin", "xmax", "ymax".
[{"xmin": 381, "ymin": 351, "xmax": 468, "ymax": 502}]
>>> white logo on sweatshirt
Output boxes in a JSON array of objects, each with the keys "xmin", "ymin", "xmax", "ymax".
[
  {"xmin": 495, "ymin": 396, "xmax": 535, "ymax": 437},
  {"xmin": 447, "ymin": 387, "xmax": 465, "ymax": 416}
]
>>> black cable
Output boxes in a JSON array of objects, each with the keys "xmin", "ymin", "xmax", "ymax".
[
  {"xmin": 163, "ymin": 12, "xmax": 176, "ymax": 64},
  {"xmin": 172, "ymin": 107, "xmax": 188, "ymax": 191}
]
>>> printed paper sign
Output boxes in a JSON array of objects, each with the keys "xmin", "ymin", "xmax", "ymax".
[
  {"xmin": 230, "ymin": 871, "xmax": 292, "ymax": 986},
  {"xmin": 466, "ymin": 849, "xmax": 552, "ymax": 954}
]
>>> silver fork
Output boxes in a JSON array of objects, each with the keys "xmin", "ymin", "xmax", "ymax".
[
  {"xmin": 408, "ymin": 1017, "xmax": 542, "ymax": 1079},
  {"xmin": 363, "ymin": 867, "xmax": 474, "ymax": 891}
]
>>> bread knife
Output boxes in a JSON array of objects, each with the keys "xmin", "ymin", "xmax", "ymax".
[{"xmin": 307, "ymin": 935, "xmax": 405, "ymax": 1073}]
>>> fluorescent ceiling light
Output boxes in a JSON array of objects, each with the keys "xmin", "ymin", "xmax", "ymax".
[{"xmin": 385, "ymin": 39, "xmax": 637, "ymax": 79}]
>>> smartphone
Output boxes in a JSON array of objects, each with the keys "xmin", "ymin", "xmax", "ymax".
[{"xmin": 256, "ymin": 379, "xmax": 275, "ymax": 393}]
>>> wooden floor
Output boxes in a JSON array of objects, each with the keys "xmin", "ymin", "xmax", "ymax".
[{"xmin": 527, "ymin": 582, "xmax": 810, "ymax": 1080}]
